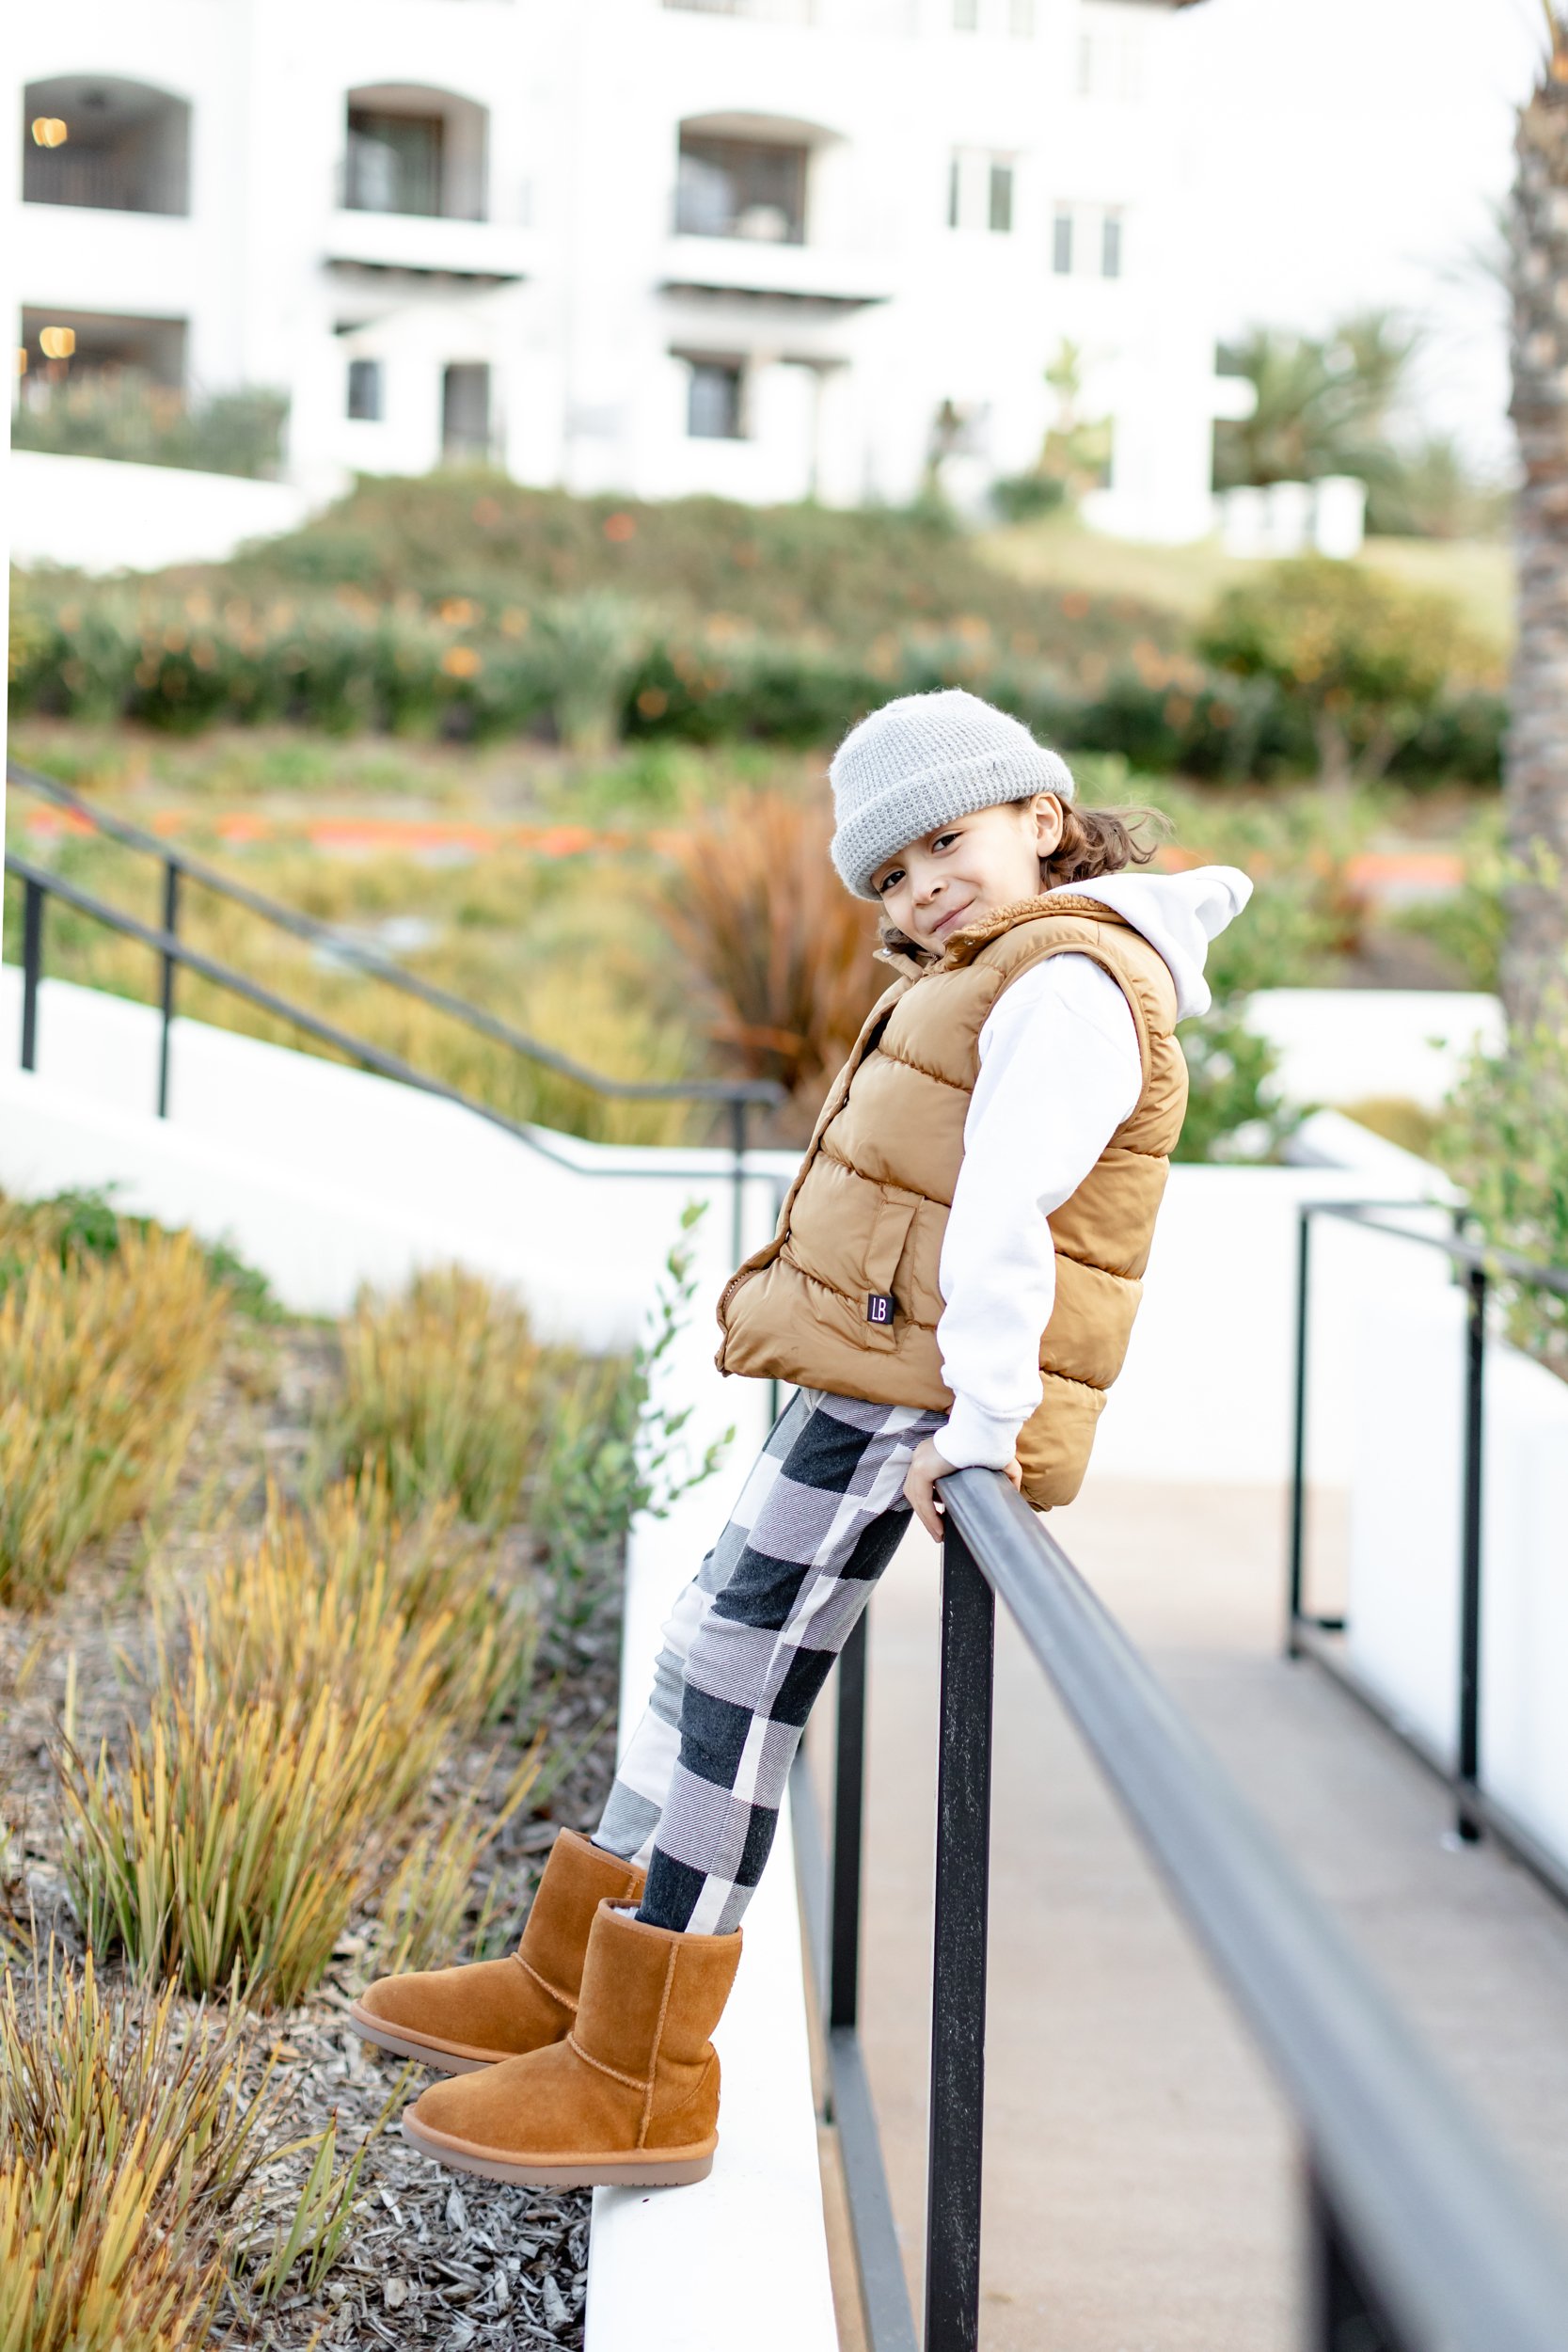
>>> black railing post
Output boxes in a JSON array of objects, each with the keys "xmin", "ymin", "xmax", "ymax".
[
  {"xmin": 1307, "ymin": 2169, "xmax": 1406, "ymax": 2351},
  {"xmin": 157, "ymin": 858, "xmax": 181, "ymax": 1119},
  {"xmin": 1457, "ymin": 1263, "xmax": 1487, "ymax": 1844},
  {"xmin": 728, "ymin": 1096, "xmax": 748, "ymax": 1268},
  {"xmin": 20, "ymin": 876, "xmax": 45, "ymax": 1073},
  {"xmin": 1287, "ymin": 1202, "xmax": 1311, "ymax": 1659},
  {"xmin": 925, "ymin": 1516, "xmax": 995, "ymax": 2352},
  {"xmin": 831, "ymin": 1607, "xmax": 869, "ymax": 2033}
]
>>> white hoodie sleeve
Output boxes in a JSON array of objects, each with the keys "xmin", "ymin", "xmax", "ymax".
[{"xmin": 932, "ymin": 955, "xmax": 1143, "ymax": 1471}]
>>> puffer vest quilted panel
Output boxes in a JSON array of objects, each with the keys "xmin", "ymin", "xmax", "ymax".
[{"xmin": 716, "ymin": 895, "xmax": 1189, "ymax": 1509}]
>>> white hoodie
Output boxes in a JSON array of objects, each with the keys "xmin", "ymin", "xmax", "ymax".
[{"xmin": 932, "ymin": 865, "xmax": 1253, "ymax": 1472}]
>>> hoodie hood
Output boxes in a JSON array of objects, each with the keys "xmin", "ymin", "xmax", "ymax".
[
  {"xmin": 876, "ymin": 861, "xmax": 1253, "ymax": 1018},
  {"xmin": 1046, "ymin": 865, "xmax": 1251, "ymax": 1022}
]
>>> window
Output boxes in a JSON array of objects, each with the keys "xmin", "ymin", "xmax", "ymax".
[
  {"xmin": 1052, "ymin": 208, "xmax": 1073, "ymax": 275},
  {"xmin": 950, "ymin": 150, "xmax": 1015, "ymax": 233},
  {"xmin": 346, "ymin": 108, "xmax": 444, "ymax": 216},
  {"xmin": 676, "ymin": 134, "xmax": 806, "ymax": 244},
  {"xmin": 1101, "ymin": 210, "xmax": 1122, "ymax": 280},
  {"xmin": 347, "ymin": 358, "xmax": 383, "ymax": 421},
  {"xmin": 952, "ymin": 0, "xmax": 979, "ymax": 24},
  {"xmin": 441, "ymin": 361, "xmax": 491, "ymax": 461},
  {"xmin": 1009, "ymin": 0, "xmax": 1035, "ymax": 29},
  {"xmin": 989, "ymin": 160, "xmax": 1013, "ymax": 234},
  {"xmin": 687, "ymin": 358, "xmax": 744, "ymax": 439}
]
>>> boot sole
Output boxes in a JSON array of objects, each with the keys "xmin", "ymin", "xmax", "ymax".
[
  {"xmin": 346, "ymin": 2003, "xmax": 509, "ymax": 2077},
  {"xmin": 401, "ymin": 2107, "xmax": 716, "ymax": 2188}
]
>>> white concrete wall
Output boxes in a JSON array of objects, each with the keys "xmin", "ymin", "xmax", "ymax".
[
  {"xmin": 11, "ymin": 0, "xmax": 1220, "ymax": 538},
  {"xmin": 1248, "ymin": 988, "xmax": 1502, "ymax": 1115},
  {"xmin": 1341, "ymin": 1226, "xmax": 1568, "ymax": 1875},
  {"xmin": 8, "ymin": 450, "xmax": 312, "ymax": 574},
  {"xmin": 587, "ymin": 1480, "xmax": 836, "ymax": 2352}
]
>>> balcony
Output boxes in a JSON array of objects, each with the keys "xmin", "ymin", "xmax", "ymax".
[
  {"xmin": 23, "ymin": 74, "xmax": 190, "ymax": 216},
  {"xmin": 663, "ymin": 0, "xmax": 919, "ymax": 25},
  {"xmin": 325, "ymin": 209, "xmax": 533, "ymax": 285},
  {"xmin": 658, "ymin": 232, "xmax": 893, "ymax": 310}
]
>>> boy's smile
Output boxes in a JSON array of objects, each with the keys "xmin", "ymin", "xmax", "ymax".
[{"xmin": 869, "ymin": 793, "xmax": 1067, "ymax": 951}]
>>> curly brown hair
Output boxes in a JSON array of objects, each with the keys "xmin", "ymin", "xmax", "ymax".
[{"xmin": 878, "ymin": 799, "xmax": 1165, "ymax": 965}]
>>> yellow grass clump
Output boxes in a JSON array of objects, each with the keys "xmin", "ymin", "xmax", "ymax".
[
  {"xmin": 0, "ymin": 1226, "xmax": 228, "ymax": 1608},
  {"xmin": 61, "ymin": 1481, "xmax": 540, "ymax": 2009},
  {"xmin": 333, "ymin": 1266, "xmax": 558, "ymax": 1525},
  {"xmin": 0, "ymin": 1943, "xmax": 269, "ymax": 2352}
]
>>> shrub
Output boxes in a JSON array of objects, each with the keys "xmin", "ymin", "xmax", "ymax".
[
  {"xmin": 0, "ymin": 1226, "xmax": 228, "ymax": 1607},
  {"xmin": 1197, "ymin": 558, "xmax": 1498, "ymax": 791},
  {"xmin": 12, "ymin": 370, "xmax": 288, "ymax": 480},
  {"xmin": 220, "ymin": 475, "xmax": 1177, "ymax": 664},
  {"xmin": 1437, "ymin": 1001, "xmax": 1568, "ymax": 1381},
  {"xmin": 659, "ymin": 787, "xmax": 884, "ymax": 1136},
  {"xmin": 533, "ymin": 590, "xmax": 651, "ymax": 753},
  {"xmin": 989, "ymin": 472, "xmax": 1069, "ymax": 523},
  {"xmin": 1174, "ymin": 1013, "xmax": 1301, "ymax": 1165},
  {"xmin": 1388, "ymin": 813, "xmax": 1507, "ymax": 992}
]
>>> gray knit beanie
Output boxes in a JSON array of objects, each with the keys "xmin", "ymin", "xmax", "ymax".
[{"xmin": 829, "ymin": 689, "xmax": 1076, "ymax": 900}]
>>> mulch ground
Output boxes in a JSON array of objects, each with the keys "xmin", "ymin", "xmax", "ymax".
[{"xmin": 0, "ymin": 1311, "xmax": 623, "ymax": 2351}]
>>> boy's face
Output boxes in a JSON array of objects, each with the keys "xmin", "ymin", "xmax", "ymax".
[{"xmin": 868, "ymin": 793, "xmax": 1065, "ymax": 951}]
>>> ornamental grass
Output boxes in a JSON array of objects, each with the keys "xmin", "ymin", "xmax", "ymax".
[
  {"xmin": 661, "ymin": 787, "xmax": 884, "ymax": 1140},
  {"xmin": 332, "ymin": 1267, "xmax": 556, "ymax": 1526},
  {"xmin": 0, "ymin": 1226, "xmax": 227, "ymax": 1608},
  {"xmin": 61, "ymin": 1481, "xmax": 542, "ymax": 2009},
  {"xmin": 0, "ymin": 1943, "xmax": 268, "ymax": 2352},
  {"xmin": 1, "ymin": 831, "xmax": 699, "ymax": 1147}
]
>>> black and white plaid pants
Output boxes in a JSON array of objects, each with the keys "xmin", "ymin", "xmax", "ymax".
[{"xmin": 594, "ymin": 1385, "xmax": 945, "ymax": 1934}]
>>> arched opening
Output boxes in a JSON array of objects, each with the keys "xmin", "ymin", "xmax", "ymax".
[
  {"xmin": 343, "ymin": 85, "xmax": 488, "ymax": 222},
  {"xmin": 674, "ymin": 111, "xmax": 842, "ymax": 246},
  {"xmin": 23, "ymin": 74, "xmax": 191, "ymax": 215}
]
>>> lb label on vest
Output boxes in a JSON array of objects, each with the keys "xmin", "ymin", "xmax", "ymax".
[{"xmin": 866, "ymin": 1293, "xmax": 895, "ymax": 1326}]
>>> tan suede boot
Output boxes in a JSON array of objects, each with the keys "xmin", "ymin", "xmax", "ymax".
[
  {"xmin": 348, "ymin": 1830, "xmax": 645, "ymax": 2075},
  {"xmin": 400, "ymin": 1899, "xmax": 742, "ymax": 2186}
]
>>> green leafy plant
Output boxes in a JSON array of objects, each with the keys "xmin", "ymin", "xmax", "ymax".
[
  {"xmin": 1437, "ymin": 994, "xmax": 1568, "ymax": 1380},
  {"xmin": 533, "ymin": 1201, "xmax": 733, "ymax": 1628},
  {"xmin": 12, "ymin": 370, "xmax": 288, "ymax": 480},
  {"xmin": 1198, "ymin": 559, "xmax": 1498, "ymax": 793},
  {"xmin": 534, "ymin": 590, "xmax": 651, "ymax": 753},
  {"xmin": 1175, "ymin": 1012, "xmax": 1302, "ymax": 1165},
  {"xmin": 242, "ymin": 2083, "xmax": 409, "ymax": 2310}
]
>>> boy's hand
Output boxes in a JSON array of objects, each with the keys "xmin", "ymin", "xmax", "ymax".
[{"xmin": 904, "ymin": 1438, "xmax": 1023, "ymax": 1543}]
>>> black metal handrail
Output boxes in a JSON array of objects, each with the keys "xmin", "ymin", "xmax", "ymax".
[
  {"xmin": 5, "ymin": 761, "xmax": 784, "ymax": 1255},
  {"xmin": 795, "ymin": 1465, "xmax": 1568, "ymax": 2352},
  {"xmin": 1287, "ymin": 1199, "xmax": 1568, "ymax": 1904}
]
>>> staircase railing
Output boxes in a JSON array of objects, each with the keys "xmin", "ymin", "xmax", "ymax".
[
  {"xmin": 1287, "ymin": 1199, "xmax": 1568, "ymax": 1902},
  {"xmin": 5, "ymin": 759, "xmax": 783, "ymax": 1256},
  {"xmin": 794, "ymin": 1465, "xmax": 1568, "ymax": 2352}
]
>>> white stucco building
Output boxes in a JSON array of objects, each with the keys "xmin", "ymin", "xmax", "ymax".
[{"xmin": 11, "ymin": 0, "xmax": 1221, "ymax": 540}]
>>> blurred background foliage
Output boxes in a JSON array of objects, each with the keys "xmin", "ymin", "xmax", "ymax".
[{"xmin": 6, "ymin": 463, "xmax": 1514, "ymax": 1168}]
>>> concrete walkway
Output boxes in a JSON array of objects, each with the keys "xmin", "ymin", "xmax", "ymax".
[{"xmin": 814, "ymin": 1481, "xmax": 1568, "ymax": 2352}]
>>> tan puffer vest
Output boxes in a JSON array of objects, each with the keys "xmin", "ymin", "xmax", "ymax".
[{"xmin": 715, "ymin": 894, "xmax": 1189, "ymax": 1510}]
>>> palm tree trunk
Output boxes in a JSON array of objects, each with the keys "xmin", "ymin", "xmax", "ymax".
[{"xmin": 1505, "ymin": 49, "xmax": 1568, "ymax": 1029}]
